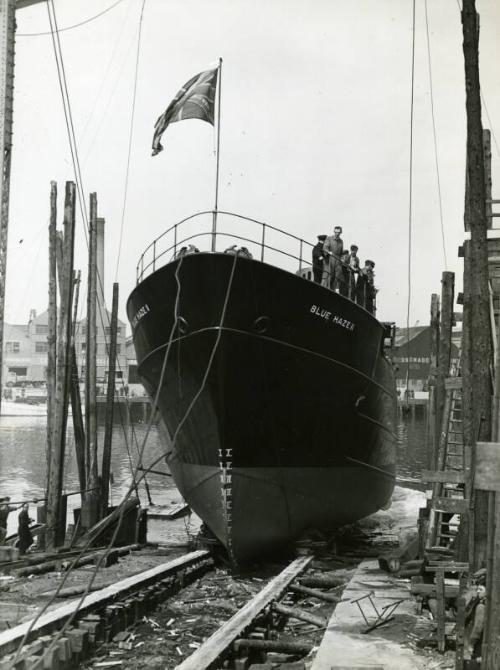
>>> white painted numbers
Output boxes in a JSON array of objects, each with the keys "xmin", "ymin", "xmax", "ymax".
[
  {"xmin": 219, "ymin": 448, "xmax": 235, "ymax": 560},
  {"xmin": 309, "ymin": 304, "xmax": 355, "ymax": 331}
]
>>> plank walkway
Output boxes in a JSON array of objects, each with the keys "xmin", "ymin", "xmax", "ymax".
[{"xmin": 310, "ymin": 558, "xmax": 427, "ymax": 670}]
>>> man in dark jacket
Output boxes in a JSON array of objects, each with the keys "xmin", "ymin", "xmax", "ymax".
[
  {"xmin": 18, "ymin": 503, "xmax": 34, "ymax": 554},
  {"xmin": 312, "ymin": 234, "xmax": 326, "ymax": 283},
  {"xmin": 0, "ymin": 497, "xmax": 14, "ymax": 544}
]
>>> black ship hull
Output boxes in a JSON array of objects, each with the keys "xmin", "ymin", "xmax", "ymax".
[{"xmin": 127, "ymin": 252, "xmax": 396, "ymax": 561}]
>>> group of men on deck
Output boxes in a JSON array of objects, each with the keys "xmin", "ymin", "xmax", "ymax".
[{"xmin": 312, "ymin": 225, "xmax": 377, "ymax": 314}]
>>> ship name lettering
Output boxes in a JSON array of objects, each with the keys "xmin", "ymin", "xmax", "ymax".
[
  {"xmin": 310, "ymin": 305, "xmax": 331, "ymax": 320},
  {"xmin": 132, "ymin": 304, "xmax": 150, "ymax": 328},
  {"xmin": 331, "ymin": 315, "xmax": 355, "ymax": 331},
  {"xmin": 310, "ymin": 305, "xmax": 356, "ymax": 331}
]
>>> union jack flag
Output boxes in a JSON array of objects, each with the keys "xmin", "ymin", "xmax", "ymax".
[{"xmin": 152, "ymin": 68, "xmax": 219, "ymax": 156}]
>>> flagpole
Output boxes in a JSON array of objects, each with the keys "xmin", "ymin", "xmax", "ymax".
[{"xmin": 212, "ymin": 57, "xmax": 222, "ymax": 252}]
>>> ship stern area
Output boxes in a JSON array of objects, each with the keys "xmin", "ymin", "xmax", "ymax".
[{"xmin": 129, "ymin": 253, "xmax": 396, "ymax": 563}]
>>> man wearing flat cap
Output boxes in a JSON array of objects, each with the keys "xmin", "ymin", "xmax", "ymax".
[{"xmin": 312, "ymin": 234, "xmax": 327, "ymax": 284}]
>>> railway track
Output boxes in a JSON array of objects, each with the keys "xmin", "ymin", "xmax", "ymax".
[{"xmin": 0, "ymin": 546, "xmax": 354, "ymax": 669}]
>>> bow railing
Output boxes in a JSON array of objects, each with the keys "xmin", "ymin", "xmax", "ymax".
[{"xmin": 135, "ymin": 210, "xmax": 376, "ymax": 313}]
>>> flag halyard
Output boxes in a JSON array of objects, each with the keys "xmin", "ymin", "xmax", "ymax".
[{"xmin": 152, "ymin": 68, "xmax": 219, "ymax": 156}]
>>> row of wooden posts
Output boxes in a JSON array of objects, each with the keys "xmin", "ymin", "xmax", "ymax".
[
  {"xmin": 422, "ymin": 3, "xmax": 500, "ymax": 666},
  {"xmin": 419, "ymin": 3, "xmax": 500, "ymax": 666},
  {"xmin": 45, "ymin": 181, "xmax": 120, "ymax": 549}
]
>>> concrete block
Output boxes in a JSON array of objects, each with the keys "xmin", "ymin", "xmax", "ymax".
[
  {"xmin": 0, "ymin": 655, "xmax": 25, "ymax": 670},
  {"xmin": 56, "ymin": 637, "xmax": 72, "ymax": 669},
  {"xmin": 104, "ymin": 605, "xmax": 124, "ymax": 640},
  {"xmin": 78, "ymin": 616, "xmax": 104, "ymax": 644},
  {"xmin": 41, "ymin": 645, "xmax": 60, "ymax": 670},
  {"xmin": 22, "ymin": 640, "xmax": 44, "ymax": 657},
  {"xmin": 66, "ymin": 627, "xmax": 89, "ymax": 660},
  {"xmin": 23, "ymin": 655, "xmax": 45, "ymax": 670},
  {"xmin": 234, "ymin": 657, "xmax": 250, "ymax": 670}
]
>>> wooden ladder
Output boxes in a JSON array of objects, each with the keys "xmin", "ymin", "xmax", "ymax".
[{"xmin": 423, "ymin": 376, "xmax": 470, "ymax": 557}]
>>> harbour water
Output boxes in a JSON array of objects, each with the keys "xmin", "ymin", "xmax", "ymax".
[
  {"xmin": 0, "ymin": 414, "xmax": 178, "ymax": 537},
  {"xmin": 0, "ymin": 408, "xmax": 429, "ymax": 537}
]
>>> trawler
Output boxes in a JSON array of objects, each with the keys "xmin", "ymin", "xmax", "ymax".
[{"xmin": 127, "ymin": 211, "xmax": 397, "ymax": 561}]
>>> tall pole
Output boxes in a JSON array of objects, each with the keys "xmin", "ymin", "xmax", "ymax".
[
  {"xmin": 461, "ymin": 0, "xmax": 492, "ymax": 570},
  {"xmin": 102, "ymin": 282, "xmax": 119, "ymax": 517},
  {"xmin": 83, "ymin": 192, "xmax": 99, "ymax": 530},
  {"xmin": 0, "ymin": 0, "xmax": 15, "ymax": 414},
  {"xmin": 436, "ymin": 272, "xmax": 455, "ymax": 435},
  {"xmin": 46, "ymin": 182, "xmax": 57, "ymax": 494},
  {"xmin": 211, "ymin": 57, "xmax": 222, "ymax": 252},
  {"xmin": 46, "ymin": 182, "xmax": 75, "ymax": 548},
  {"xmin": 427, "ymin": 293, "xmax": 440, "ymax": 469},
  {"xmin": 0, "ymin": 0, "xmax": 47, "ymax": 411},
  {"xmin": 70, "ymin": 270, "xmax": 86, "ymax": 496}
]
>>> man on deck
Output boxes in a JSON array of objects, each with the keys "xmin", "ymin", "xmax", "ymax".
[
  {"xmin": 322, "ymin": 226, "xmax": 344, "ymax": 291},
  {"xmin": 312, "ymin": 234, "xmax": 326, "ymax": 283}
]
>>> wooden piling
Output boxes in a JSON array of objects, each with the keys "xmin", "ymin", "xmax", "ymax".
[
  {"xmin": 427, "ymin": 293, "xmax": 440, "ymax": 469},
  {"xmin": 69, "ymin": 270, "xmax": 86, "ymax": 496},
  {"xmin": 83, "ymin": 193, "xmax": 100, "ymax": 530},
  {"xmin": 436, "ymin": 272, "xmax": 455, "ymax": 437},
  {"xmin": 461, "ymin": 0, "xmax": 492, "ymax": 571},
  {"xmin": 46, "ymin": 182, "xmax": 76, "ymax": 548},
  {"xmin": 102, "ymin": 283, "xmax": 119, "ymax": 516},
  {"xmin": 46, "ymin": 182, "xmax": 57, "ymax": 495}
]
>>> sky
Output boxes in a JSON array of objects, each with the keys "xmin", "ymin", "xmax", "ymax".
[{"xmin": 5, "ymin": 0, "xmax": 500, "ymax": 331}]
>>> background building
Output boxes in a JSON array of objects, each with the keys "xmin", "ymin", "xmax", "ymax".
[
  {"xmin": 2, "ymin": 307, "xmax": 128, "ymax": 396},
  {"xmin": 392, "ymin": 325, "xmax": 460, "ymax": 392}
]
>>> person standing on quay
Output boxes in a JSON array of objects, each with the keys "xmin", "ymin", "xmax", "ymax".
[
  {"xmin": 312, "ymin": 234, "xmax": 326, "ymax": 283},
  {"xmin": 18, "ymin": 503, "xmax": 34, "ymax": 554},
  {"xmin": 0, "ymin": 497, "xmax": 15, "ymax": 544},
  {"xmin": 322, "ymin": 226, "xmax": 344, "ymax": 290}
]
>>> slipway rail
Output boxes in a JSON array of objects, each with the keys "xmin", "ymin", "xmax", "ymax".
[{"xmin": 175, "ymin": 554, "xmax": 314, "ymax": 670}]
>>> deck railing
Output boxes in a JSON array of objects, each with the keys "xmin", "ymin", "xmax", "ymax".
[{"xmin": 135, "ymin": 210, "xmax": 376, "ymax": 313}]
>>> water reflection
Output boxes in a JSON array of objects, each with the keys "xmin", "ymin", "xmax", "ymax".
[
  {"xmin": 397, "ymin": 407, "xmax": 429, "ymax": 490},
  {"xmin": 0, "ymin": 408, "xmax": 431, "ymax": 535},
  {"xmin": 0, "ymin": 416, "xmax": 176, "ymax": 535}
]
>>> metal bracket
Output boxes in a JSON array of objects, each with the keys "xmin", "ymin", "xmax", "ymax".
[{"xmin": 350, "ymin": 591, "xmax": 405, "ymax": 634}]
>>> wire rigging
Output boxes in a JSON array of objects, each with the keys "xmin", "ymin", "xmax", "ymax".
[
  {"xmin": 481, "ymin": 93, "xmax": 500, "ymax": 160},
  {"xmin": 17, "ymin": 251, "xmax": 240, "ymax": 668},
  {"xmin": 18, "ymin": 0, "xmax": 126, "ymax": 37},
  {"xmin": 114, "ymin": 0, "xmax": 147, "ymax": 281},
  {"xmin": 47, "ymin": 0, "xmax": 149, "ymax": 496},
  {"xmin": 46, "ymin": 1, "xmax": 89, "ymax": 238},
  {"xmin": 405, "ymin": 0, "xmax": 417, "ymax": 400},
  {"xmin": 424, "ymin": 0, "xmax": 448, "ymax": 271}
]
